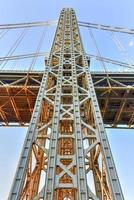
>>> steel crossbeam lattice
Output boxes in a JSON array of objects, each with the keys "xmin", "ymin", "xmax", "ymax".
[{"xmin": 3, "ymin": 8, "xmax": 126, "ymax": 200}]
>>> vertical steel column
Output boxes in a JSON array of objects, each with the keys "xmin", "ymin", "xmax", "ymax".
[
  {"xmin": 8, "ymin": 67, "xmax": 49, "ymax": 200},
  {"xmin": 8, "ymin": 9, "xmax": 65, "ymax": 200},
  {"xmin": 72, "ymin": 9, "xmax": 124, "ymax": 200},
  {"xmin": 70, "ymin": 11, "xmax": 88, "ymax": 200},
  {"xmin": 85, "ymin": 67, "xmax": 124, "ymax": 200},
  {"xmin": 43, "ymin": 11, "xmax": 66, "ymax": 200}
]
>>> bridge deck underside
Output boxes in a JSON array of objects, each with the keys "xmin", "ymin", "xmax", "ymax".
[{"xmin": 0, "ymin": 71, "xmax": 134, "ymax": 128}]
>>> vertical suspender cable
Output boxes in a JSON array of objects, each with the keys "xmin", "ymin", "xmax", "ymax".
[
  {"xmin": 0, "ymin": 28, "xmax": 29, "ymax": 70},
  {"xmin": 28, "ymin": 26, "xmax": 48, "ymax": 72},
  {"xmin": 88, "ymin": 27, "xmax": 109, "ymax": 79},
  {"xmin": 0, "ymin": 29, "xmax": 9, "ymax": 40},
  {"xmin": 110, "ymin": 31, "xmax": 134, "ymax": 70}
]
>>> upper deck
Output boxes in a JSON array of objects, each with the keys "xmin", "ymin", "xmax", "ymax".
[{"xmin": 0, "ymin": 70, "xmax": 134, "ymax": 128}]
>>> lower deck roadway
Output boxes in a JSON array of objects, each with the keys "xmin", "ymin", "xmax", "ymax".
[{"xmin": 0, "ymin": 70, "xmax": 134, "ymax": 128}]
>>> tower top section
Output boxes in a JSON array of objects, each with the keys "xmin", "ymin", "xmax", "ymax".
[{"xmin": 61, "ymin": 8, "xmax": 74, "ymax": 12}]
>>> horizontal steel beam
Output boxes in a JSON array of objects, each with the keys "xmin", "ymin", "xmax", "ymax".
[{"xmin": 0, "ymin": 70, "xmax": 134, "ymax": 128}]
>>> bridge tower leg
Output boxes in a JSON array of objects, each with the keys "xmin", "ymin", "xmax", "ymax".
[{"xmin": 8, "ymin": 8, "xmax": 124, "ymax": 200}]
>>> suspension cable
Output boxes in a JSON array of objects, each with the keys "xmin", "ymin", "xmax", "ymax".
[
  {"xmin": 0, "ymin": 30, "xmax": 5, "ymax": 35},
  {"xmin": 79, "ymin": 21, "xmax": 134, "ymax": 35},
  {"xmin": 88, "ymin": 27, "xmax": 109, "ymax": 76},
  {"xmin": 28, "ymin": 26, "xmax": 48, "ymax": 72},
  {"xmin": 0, "ymin": 20, "xmax": 57, "ymax": 30},
  {"xmin": 110, "ymin": 31, "xmax": 134, "ymax": 69},
  {"xmin": 0, "ymin": 20, "xmax": 133, "ymax": 35},
  {"xmin": 0, "ymin": 52, "xmax": 45, "ymax": 61},
  {"xmin": 0, "ymin": 29, "xmax": 9, "ymax": 40},
  {"xmin": 0, "ymin": 28, "xmax": 29, "ymax": 70},
  {"xmin": 0, "ymin": 51, "xmax": 133, "ymax": 70},
  {"xmin": 87, "ymin": 54, "xmax": 134, "ymax": 70}
]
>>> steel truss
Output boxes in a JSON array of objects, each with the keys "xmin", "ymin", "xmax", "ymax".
[
  {"xmin": 1, "ymin": 71, "xmax": 134, "ymax": 128},
  {"xmin": 8, "ymin": 8, "xmax": 124, "ymax": 200}
]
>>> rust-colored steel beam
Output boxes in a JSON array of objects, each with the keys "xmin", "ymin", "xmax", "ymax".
[{"xmin": 0, "ymin": 71, "xmax": 134, "ymax": 127}]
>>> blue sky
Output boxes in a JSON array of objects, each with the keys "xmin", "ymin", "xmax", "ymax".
[{"xmin": 0, "ymin": 0, "xmax": 134, "ymax": 199}]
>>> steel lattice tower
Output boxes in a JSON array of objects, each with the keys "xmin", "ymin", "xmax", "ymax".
[{"xmin": 8, "ymin": 8, "xmax": 124, "ymax": 200}]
